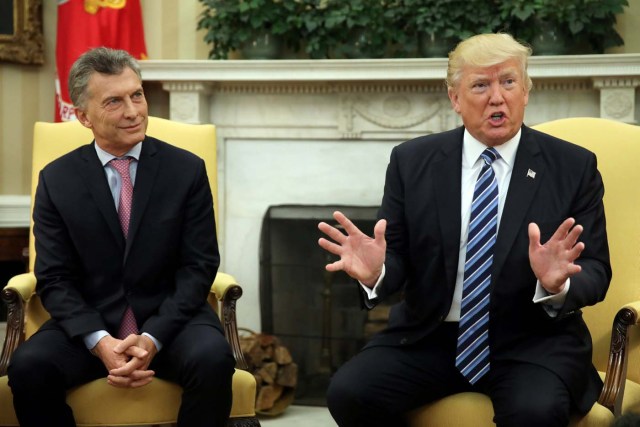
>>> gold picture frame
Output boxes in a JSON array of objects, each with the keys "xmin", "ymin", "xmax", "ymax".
[{"xmin": 0, "ymin": 0, "xmax": 44, "ymax": 65}]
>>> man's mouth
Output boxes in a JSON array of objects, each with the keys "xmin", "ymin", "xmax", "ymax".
[
  {"xmin": 490, "ymin": 112, "xmax": 504, "ymax": 122},
  {"xmin": 122, "ymin": 122, "xmax": 142, "ymax": 130}
]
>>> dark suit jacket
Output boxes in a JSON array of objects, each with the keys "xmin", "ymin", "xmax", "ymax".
[
  {"xmin": 33, "ymin": 136, "xmax": 221, "ymax": 347},
  {"xmin": 368, "ymin": 125, "xmax": 611, "ymax": 411}
]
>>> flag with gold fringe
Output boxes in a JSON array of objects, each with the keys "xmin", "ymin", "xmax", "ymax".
[{"xmin": 55, "ymin": 0, "xmax": 147, "ymax": 122}]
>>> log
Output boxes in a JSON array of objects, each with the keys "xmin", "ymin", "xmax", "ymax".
[
  {"xmin": 276, "ymin": 363, "xmax": 298, "ymax": 388},
  {"xmin": 273, "ymin": 345, "xmax": 293, "ymax": 365},
  {"xmin": 239, "ymin": 329, "xmax": 298, "ymax": 413},
  {"xmin": 256, "ymin": 384, "xmax": 284, "ymax": 411},
  {"xmin": 257, "ymin": 362, "xmax": 278, "ymax": 384}
]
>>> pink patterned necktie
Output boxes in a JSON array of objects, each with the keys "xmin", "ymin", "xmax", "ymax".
[{"xmin": 110, "ymin": 158, "xmax": 138, "ymax": 338}]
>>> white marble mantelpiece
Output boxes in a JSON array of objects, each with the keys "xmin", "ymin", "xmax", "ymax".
[{"xmin": 140, "ymin": 55, "xmax": 640, "ymax": 82}]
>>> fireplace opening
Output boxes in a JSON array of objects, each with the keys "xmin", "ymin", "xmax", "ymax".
[{"xmin": 259, "ymin": 204, "xmax": 399, "ymax": 406}]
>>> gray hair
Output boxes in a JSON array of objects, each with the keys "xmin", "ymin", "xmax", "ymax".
[{"xmin": 68, "ymin": 47, "xmax": 142, "ymax": 109}]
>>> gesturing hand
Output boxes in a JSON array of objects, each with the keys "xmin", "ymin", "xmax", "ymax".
[
  {"xmin": 317, "ymin": 211, "xmax": 386, "ymax": 287},
  {"xmin": 528, "ymin": 217, "xmax": 585, "ymax": 294}
]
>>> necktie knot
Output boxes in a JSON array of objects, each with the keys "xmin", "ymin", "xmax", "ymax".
[
  {"xmin": 480, "ymin": 147, "xmax": 499, "ymax": 166},
  {"xmin": 110, "ymin": 157, "xmax": 132, "ymax": 176}
]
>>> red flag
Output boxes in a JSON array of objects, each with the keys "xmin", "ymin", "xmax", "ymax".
[{"xmin": 55, "ymin": 0, "xmax": 147, "ymax": 122}]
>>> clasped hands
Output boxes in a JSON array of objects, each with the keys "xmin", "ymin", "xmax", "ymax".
[
  {"xmin": 318, "ymin": 211, "xmax": 584, "ymax": 294},
  {"xmin": 91, "ymin": 333, "xmax": 158, "ymax": 388}
]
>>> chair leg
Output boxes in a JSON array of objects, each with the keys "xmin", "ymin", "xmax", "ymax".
[{"xmin": 227, "ymin": 416, "xmax": 261, "ymax": 427}]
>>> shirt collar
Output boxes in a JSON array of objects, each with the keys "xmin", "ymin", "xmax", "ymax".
[
  {"xmin": 462, "ymin": 128, "xmax": 521, "ymax": 169},
  {"xmin": 94, "ymin": 141, "xmax": 142, "ymax": 167}
]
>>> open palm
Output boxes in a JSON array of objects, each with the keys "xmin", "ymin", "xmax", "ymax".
[
  {"xmin": 528, "ymin": 218, "xmax": 584, "ymax": 294},
  {"xmin": 318, "ymin": 211, "xmax": 386, "ymax": 287}
]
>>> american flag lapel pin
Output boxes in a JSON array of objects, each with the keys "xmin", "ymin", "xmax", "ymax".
[{"xmin": 527, "ymin": 169, "xmax": 536, "ymax": 179}]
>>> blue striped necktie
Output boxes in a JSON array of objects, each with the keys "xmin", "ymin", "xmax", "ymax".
[{"xmin": 456, "ymin": 147, "xmax": 500, "ymax": 384}]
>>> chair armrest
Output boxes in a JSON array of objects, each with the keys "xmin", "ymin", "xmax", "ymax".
[
  {"xmin": 0, "ymin": 273, "xmax": 35, "ymax": 376},
  {"xmin": 211, "ymin": 272, "xmax": 249, "ymax": 370},
  {"xmin": 598, "ymin": 301, "xmax": 640, "ymax": 415},
  {"xmin": 212, "ymin": 271, "xmax": 239, "ymax": 301}
]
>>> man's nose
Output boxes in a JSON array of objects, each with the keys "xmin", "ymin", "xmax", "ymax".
[
  {"xmin": 488, "ymin": 83, "xmax": 505, "ymax": 104},
  {"xmin": 122, "ymin": 98, "xmax": 137, "ymax": 117}
]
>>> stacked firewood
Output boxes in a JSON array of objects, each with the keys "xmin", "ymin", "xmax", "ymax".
[{"xmin": 239, "ymin": 330, "xmax": 298, "ymax": 413}]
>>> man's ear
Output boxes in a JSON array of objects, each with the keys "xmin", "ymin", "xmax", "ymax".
[
  {"xmin": 448, "ymin": 88, "xmax": 461, "ymax": 114},
  {"xmin": 75, "ymin": 108, "xmax": 92, "ymax": 129}
]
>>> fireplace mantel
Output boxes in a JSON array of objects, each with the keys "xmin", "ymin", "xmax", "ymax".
[
  {"xmin": 140, "ymin": 55, "xmax": 640, "ymax": 127},
  {"xmin": 140, "ymin": 55, "xmax": 640, "ymax": 82}
]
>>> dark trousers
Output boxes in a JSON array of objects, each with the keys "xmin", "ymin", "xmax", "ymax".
[
  {"xmin": 327, "ymin": 323, "xmax": 575, "ymax": 427},
  {"xmin": 8, "ymin": 322, "xmax": 235, "ymax": 427}
]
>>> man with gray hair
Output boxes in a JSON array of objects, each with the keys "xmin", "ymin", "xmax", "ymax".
[
  {"xmin": 318, "ymin": 33, "xmax": 610, "ymax": 426},
  {"xmin": 8, "ymin": 47, "xmax": 234, "ymax": 427}
]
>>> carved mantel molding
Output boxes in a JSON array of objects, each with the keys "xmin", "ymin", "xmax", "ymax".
[{"xmin": 140, "ymin": 55, "xmax": 640, "ymax": 125}]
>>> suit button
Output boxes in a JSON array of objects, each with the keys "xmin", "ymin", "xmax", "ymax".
[{"xmin": 400, "ymin": 338, "xmax": 408, "ymax": 345}]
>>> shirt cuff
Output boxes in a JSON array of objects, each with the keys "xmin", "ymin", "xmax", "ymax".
[
  {"xmin": 84, "ymin": 330, "xmax": 110, "ymax": 350},
  {"xmin": 533, "ymin": 278, "xmax": 570, "ymax": 317},
  {"xmin": 359, "ymin": 264, "xmax": 386, "ymax": 302},
  {"xmin": 83, "ymin": 330, "xmax": 162, "ymax": 352},
  {"xmin": 143, "ymin": 332, "xmax": 162, "ymax": 352}
]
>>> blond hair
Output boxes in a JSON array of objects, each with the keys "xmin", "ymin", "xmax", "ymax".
[{"xmin": 446, "ymin": 33, "xmax": 532, "ymax": 91}]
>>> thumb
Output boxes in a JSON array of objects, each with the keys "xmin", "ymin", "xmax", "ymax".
[
  {"xmin": 373, "ymin": 219, "xmax": 387, "ymax": 244},
  {"xmin": 113, "ymin": 334, "xmax": 137, "ymax": 354},
  {"xmin": 528, "ymin": 222, "xmax": 541, "ymax": 252}
]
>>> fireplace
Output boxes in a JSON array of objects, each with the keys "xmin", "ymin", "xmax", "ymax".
[{"xmin": 259, "ymin": 204, "xmax": 388, "ymax": 405}]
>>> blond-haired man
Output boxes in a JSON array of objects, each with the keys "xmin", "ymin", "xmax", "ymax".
[{"xmin": 319, "ymin": 33, "xmax": 610, "ymax": 426}]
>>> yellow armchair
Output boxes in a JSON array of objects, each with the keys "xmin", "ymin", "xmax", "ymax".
[
  {"xmin": 408, "ymin": 118, "xmax": 640, "ymax": 426},
  {"xmin": 0, "ymin": 117, "xmax": 260, "ymax": 427}
]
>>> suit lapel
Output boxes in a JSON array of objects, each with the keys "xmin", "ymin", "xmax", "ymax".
[
  {"xmin": 492, "ymin": 126, "xmax": 545, "ymax": 277},
  {"xmin": 78, "ymin": 144, "xmax": 126, "ymax": 249},
  {"xmin": 434, "ymin": 134, "xmax": 463, "ymax": 288},
  {"xmin": 125, "ymin": 137, "xmax": 160, "ymax": 261}
]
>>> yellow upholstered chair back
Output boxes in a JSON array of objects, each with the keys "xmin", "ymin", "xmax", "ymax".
[
  {"xmin": 532, "ymin": 117, "xmax": 640, "ymax": 385},
  {"xmin": 26, "ymin": 117, "xmax": 219, "ymax": 339}
]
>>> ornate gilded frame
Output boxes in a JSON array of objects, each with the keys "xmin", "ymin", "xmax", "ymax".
[{"xmin": 0, "ymin": 0, "xmax": 44, "ymax": 65}]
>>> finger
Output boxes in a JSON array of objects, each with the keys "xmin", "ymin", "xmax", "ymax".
[
  {"xmin": 566, "ymin": 241, "xmax": 585, "ymax": 261},
  {"xmin": 333, "ymin": 211, "xmax": 362, "ymax": 236},
  {"xmin": 124, "ymin": 345, "xmax": 149, "ymax": 359},
  {"xmin": 109, "ymin": 357, "xmax": 144, "ymax": 376},
  {"xmin": 549, "ymin": 218, "xmax": 576, "ymax": 242},
  {"xmin": 325, "ymin": 259, "xmax": 344, "ymax": 272},
  {"xmin": 567, "ymin": 263, "xmax": 582, "ymax": 276},
  {"xmin": 107, "ymin": 375, "xmax": 131, "ymax": 388},
  {"xmin": 318, "ymin": 221, "xmax": 347, "ymax": 243},
  {"xmin": 564, "ymin": 224, "xmax": 584, "ymax": 248},
  {"xmin": 318, "ymin": 237, "xmax": 344, "ymax": 255},
  {"xmin": 129, "ymin": 369, "xmax": 156, "ymax": 380},
  {"xmin": 113, "ymin": 334, "xmax": 138, "ymax": 353},
  {"xmin": 129, "ymin": 377, "xmax": 154, "ymax": 388}
]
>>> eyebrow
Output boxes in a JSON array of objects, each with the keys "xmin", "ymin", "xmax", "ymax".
[{"xmin": 469, "ymin": 68, "xmax": 520, "ymax": 81}]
